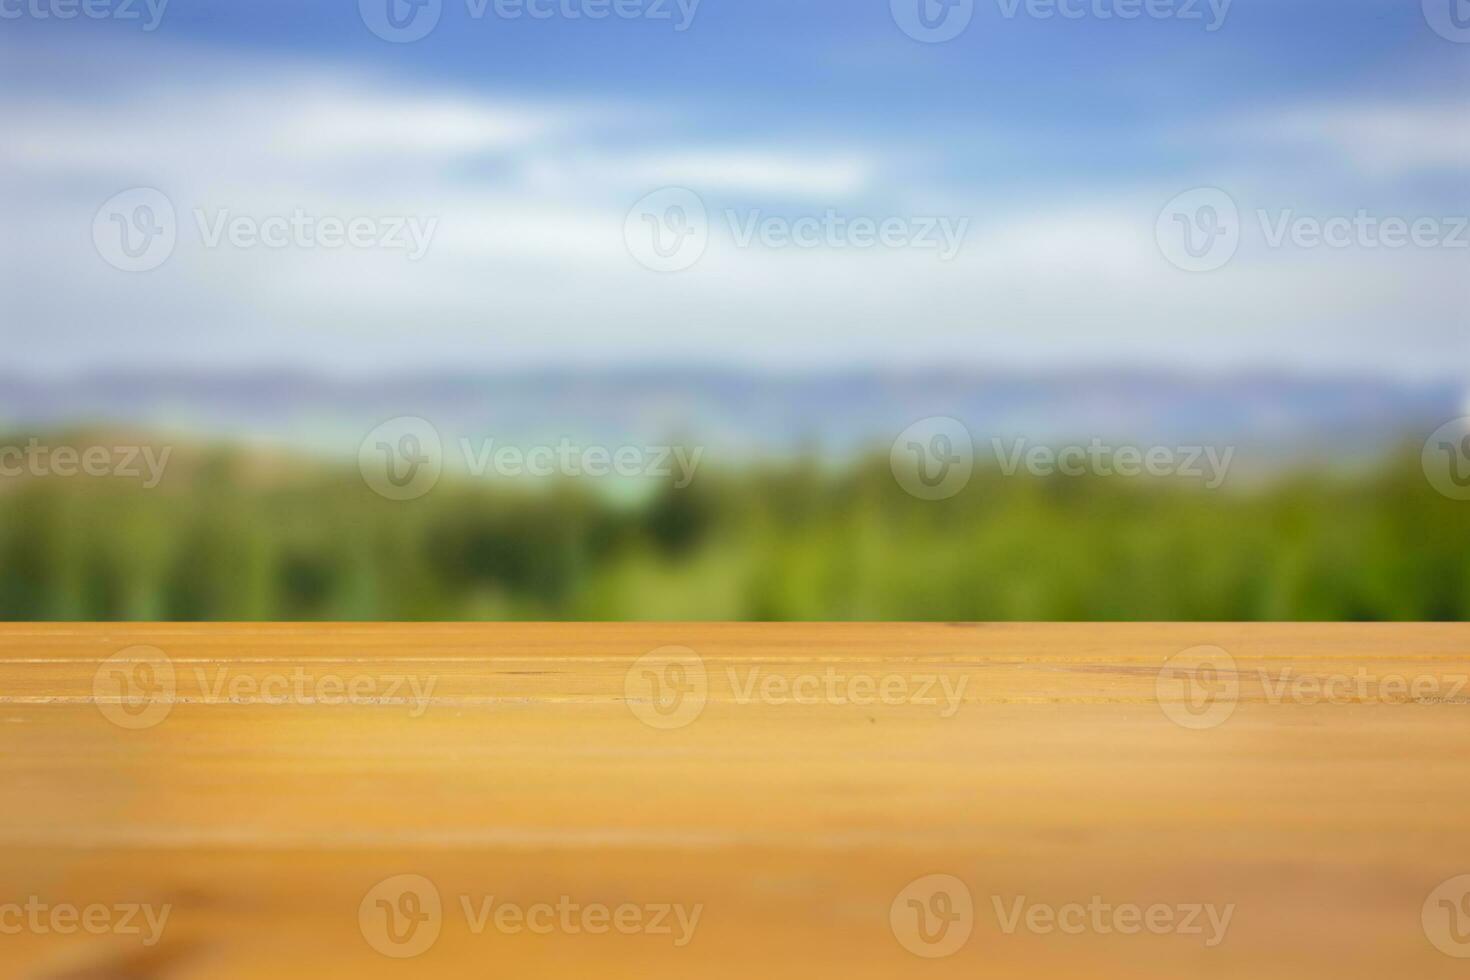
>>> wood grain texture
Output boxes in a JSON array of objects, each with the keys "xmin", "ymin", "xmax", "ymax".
[{"xmin": 1, "ymin": 623, "xmax": 1468, "ymax": 978}]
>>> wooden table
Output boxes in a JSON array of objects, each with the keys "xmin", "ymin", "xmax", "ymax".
[{"xmin": 1, "ymin": 623, "xmax": 1468, "ymax": 977}]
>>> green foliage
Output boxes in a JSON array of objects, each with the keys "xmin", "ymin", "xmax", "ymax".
[{"xmin": 0, "ymin": 448, "xmax": 1465, "ymax": 620}]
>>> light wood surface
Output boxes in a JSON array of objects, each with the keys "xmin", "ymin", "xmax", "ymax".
[{"xmin": 1, "ymin": 623, "xmax": 1468, "ymax": 978}]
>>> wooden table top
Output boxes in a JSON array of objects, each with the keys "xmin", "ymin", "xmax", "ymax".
[{"xmin": 1, "ymin": 623, "xmax": 1468, "ymax": 978}]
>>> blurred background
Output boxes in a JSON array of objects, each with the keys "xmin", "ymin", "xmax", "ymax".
[{"xmin": 0, "ymin": 0, "xmax": 1466, "ymax": 620}]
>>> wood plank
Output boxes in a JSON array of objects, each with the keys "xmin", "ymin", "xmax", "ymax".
[{"xmin": 0, "ymin": 623, "xmax": 1467, "ymax": 978}]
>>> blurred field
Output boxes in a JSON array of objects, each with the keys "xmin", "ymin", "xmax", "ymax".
[{"xmin": 0, "ymin": 435, "xmax": 1466, "ymax": 621}]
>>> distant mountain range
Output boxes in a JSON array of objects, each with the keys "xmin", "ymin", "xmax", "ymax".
[{"xmin": 0, "ymin": 369, "xmax": 1460, "ymax": 466}]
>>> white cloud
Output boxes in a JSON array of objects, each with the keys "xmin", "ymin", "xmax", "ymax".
[
  {"xmin": 1232, "ymin": 101, "xmax": 1470, "ymax": 177},
  {"xmin": 1, "ymin": 80, "xmax": 578, "ymax": 184},
  {"xmin": 619, "ymin": 150, "xmax": 874, "ymax": 196},
  {"xmin": 1, "ymin": 38, "xmax": 1464, "ymax": 380}
]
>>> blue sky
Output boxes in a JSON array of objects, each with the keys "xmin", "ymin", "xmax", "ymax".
[{"xmin": 2, "ymin": 0, "xmax": 1466, "ymax": 377}]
